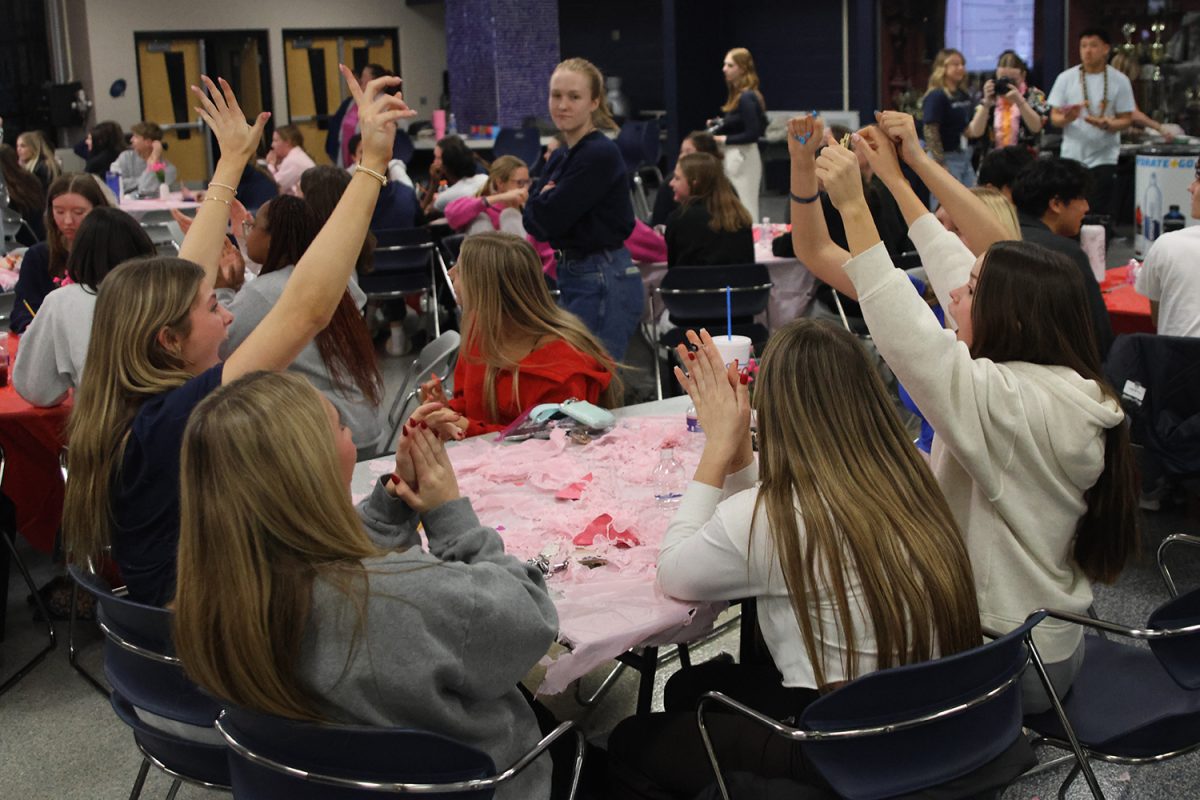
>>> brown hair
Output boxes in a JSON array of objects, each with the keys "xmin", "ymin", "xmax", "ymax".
[
  {"xmin": 64, "ymin": 257, "xmax": 204, "ymax": 564},
  {"xmin": 677, "ymin": 152, "xmax": 752, "ymax": 233},
  {"xmin": 684, "ymin": 130, "xmax": 722, "ymax": 159},
  {"xmin": 0, "ymin": 144, "xmax": 45, "ymax": 220},
  {"xmin": 752, "ymin": 320, "xmax": 982, "ymax": 687},
  {"xmin": 478, "ymin": 155, "xmax": 528, "ymax": 197},
  {"xmin": 996, "ymin": 50, "xmax": 1029, "ymax": 75},
  {"xmin": 970, "ymin": 241, "xmax": 1139, "ymax": 583},
  {"xmin": 130, "ymin": 121, "xmax": 164, "ymax": 141},
  {"xmin": 174, "ymin": 371, "xmax": 382, "ymax": 720},
  {"xmin": 258, "ymin": 196, "xmax": 383, "ymax": 407},
  {"xmin": 45, "ymin": 173, "xmax": 112, "ymax": 280},
  {"xmin": 721, "ymin": 48, "xmax": 765, "ymax": 114},
  {"xmin": 457, "ymin": 232, "xmax": 621, "ymax": 421},
  {"xmin": 275, "ymin": 124, "xmax": 305, "ymax": 149},
  {"xmin": 553, "ymin": 58, "xmax": 619, "ymax": 132},
  {"xmin": 299, "ymin": 165, "xmax": 375, "ymax": 275}
]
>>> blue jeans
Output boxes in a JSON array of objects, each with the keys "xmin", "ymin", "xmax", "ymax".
[
  {"xmin": 557, "ymin": 247, "xmax": 645, "ymax": 360},
  {"xmin": 929, "ymin": 148, "xmax": 976, "ymax": 210}
]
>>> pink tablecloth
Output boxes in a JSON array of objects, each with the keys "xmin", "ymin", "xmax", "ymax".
[
  {"xmin": 118, "ymin": 193, "xmax": 200, "ymax": 213},
  {"xmin": 351, "ymin": 415, "xmax": 724, "ymax": 695}
]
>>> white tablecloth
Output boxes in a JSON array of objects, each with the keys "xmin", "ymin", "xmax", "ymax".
[{"xmin": 349, "ymin": 395, "xmax": 725, "ymax": 695}]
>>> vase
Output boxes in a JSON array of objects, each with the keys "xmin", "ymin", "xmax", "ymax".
[{"xmin": 158, "ymin": 182, "xmax": 170, "ymax": 200}]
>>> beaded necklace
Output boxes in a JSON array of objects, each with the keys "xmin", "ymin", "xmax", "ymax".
[{"xmin": 1079, "ymin": 65, "xmax": 1109, "ymax": 116}]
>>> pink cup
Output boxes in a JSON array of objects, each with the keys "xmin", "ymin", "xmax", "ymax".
[{"xmin": 432, "ymin": 109, "xmax": 446, "ymax": 141}]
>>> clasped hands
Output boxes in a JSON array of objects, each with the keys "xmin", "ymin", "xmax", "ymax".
[
  {"xmin": 388, "ymin": 417, "xmax": 462, "ymax": 512},
  {"xmin": 674, "ymin": 329, "xmax": 752, "ymax": 476}
]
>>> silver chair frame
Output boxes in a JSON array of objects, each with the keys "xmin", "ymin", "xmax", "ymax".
[
  {"xmin": 650, "ymin": 281, "xmax": 773, "ymax": 401},
  {"xmin": 366, "ymin": 241, "xmax": 456, "ymax": 339},
  {"xmin": 215, "ymin": 712, "xmax": 586, "ymax": 798},
  {"xmin": 697, "ymin": 652, "xmax": 1028, "ymax": 800},
  {"xmin": 1024, "ymin": 607, "xmax": 1200, "ymax": 800},
  {"xmin": 0, "ymin": 443, "xmax": 57, "ymax": 695},
  {"xmin": 378, "ymin": 330, "xmax": 461, "ymax": 456},
  {"xmin": 1157, "ymin": 533, "xmax": 1200, "ymax": 598}
]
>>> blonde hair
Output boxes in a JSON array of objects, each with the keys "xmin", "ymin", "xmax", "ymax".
[
  {"xmin": 477, "ymin": 155, "xmax": 528, "ymax": 198},
  {"xmin": 17, "ymin": 131, "xmax": 61, "ymax": 180},
  {"xmin": 972, "ymin": 186, "xmax": 1022, "ymax": 240},
  {"xmin": 722, "ymin": 48, "xmax": 765, "ymax": 114},
  {"xmin": 63, "ymin": 257, "xmax": 204, "ymax": 565},
  {"xmin": 751, "ymin": 320, "xmax": 982, "ymax": 688},
  {"xmin": 925, "ymin": 48, "xmax": 966, "ymax": 96},
  {"xmin": 173, "ymin": 371, "xmax": 381, "ymax": 720},
  {"xmin": 677, "ymin": 152, "xmax": 751, "ymax": 233},
  {"xmin": 553, "ymin": 58, "xmax": 619, "ymax": 132},
  {"xmin": 457, "ymin": 232, "xmax": 622, "ymax": 421}
]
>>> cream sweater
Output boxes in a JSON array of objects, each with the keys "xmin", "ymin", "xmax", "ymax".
[{"xmin": 845, "ymin": 219, "xmax": 1124, "ymax": 662}]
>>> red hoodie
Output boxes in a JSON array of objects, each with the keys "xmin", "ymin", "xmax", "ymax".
[{"xmin": 447, "ymin": 337, "xmax": 613, "ymax": 437}]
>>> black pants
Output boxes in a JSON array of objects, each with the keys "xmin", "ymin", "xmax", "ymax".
[
  {"xmin": 606, "ymin": 659, "xmax": 823, "ymax": 799},
  {"xmin": 1087, "ymin": 164, "xmax": 1118, "ymax": 220}
]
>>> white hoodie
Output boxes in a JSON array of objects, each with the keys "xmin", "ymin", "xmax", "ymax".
[{"xmin": 844, "ymin": 216, "xmax": 1124, "ymax": 662}]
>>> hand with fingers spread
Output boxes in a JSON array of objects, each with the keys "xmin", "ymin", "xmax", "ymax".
[
  {"xmin": 390, "ymin": 426, "xmax": 462, "ymax": 512},
  {"xmin": 674, "ymin": 329, "xmax": 751, "ymax": 477},
  {"xmin": 856, "ymin": 123, "xmax": 906, "ymax": 188},
  {"xmin": 786, "ymin": 113, "xmax": 824, "ymax": 164},
  {"xmin": 408, "ymin": 401, "xmax": 468, "ymax": 441},
  {"xmin": 875, "ymin": 111, "xmax": 925, "ymax": 165},
  {"xmin": 340, "ymin": 64, "xmax": 416, "ymax": 173},
  {"xmin": 190, "ymin": 75, "xmax": 270, "ymax": 167},
  {"xmin": 814, "ymin": 131, "xmax": 867, "ymax": 212}
]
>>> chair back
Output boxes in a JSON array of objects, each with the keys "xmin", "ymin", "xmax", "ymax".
[
  {"xmin": 393, "ymin": 129, "xmax": 415, "ymax": 166},
  {"xmin": 1147, "ymin": 586, "xmax": 1200, "ymax": 690},
  {"xmin": 492, "ymin": 127, "xmax": 542, "ymax": 167},
  {"xmin": 657, "ymin": 263, "xmax": 771, "ymax": 325},
  {"xmin": 441, "ymin": 233, "xmax": 466, "ymax": 266},
  {"xmin": 361, "ymin": 227, "xmax": 437, "ymax": 298},
  {"xmin": 217, "ymin": 704, "xmax": 496, "ymax": 799},
  {"xmin": 640, "ymin": 118, "xmax": 661, "ymax": 171},
  {"xmin": 615, "ymin": 121, "xmax": 647, "ymax": 172},
  {"xmin": 385, "ymin": 330, "xmax": 462, "ymax": 445},
  {"xmin": 797, "ymin": 615, "xmax": 1041, "ymax": 800}
]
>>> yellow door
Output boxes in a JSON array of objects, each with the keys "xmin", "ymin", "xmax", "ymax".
[
  {"xmin": 341, "ymin": 34, "xmax": 395, "ymax": 77},
  {"xmin": 284, "ymin": 35, "xmax": 341, "ymax": 166},
  {"xmin": 136, "ymin": 39, "xmax": 208, "ymax": 185}
]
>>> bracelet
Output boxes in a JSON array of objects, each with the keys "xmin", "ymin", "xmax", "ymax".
[
  {"xmin": 790, "ymin": 190, "xmax": 820, "ymax": 204},
  {"xmin": 208, "ymin": 181, "xmax": 238, "ymax": 196},
  {"xmin": 355, "ymin": 165, "xmax": 388, "ymax": 187},
  {"xmin": 203, "ymin": 196, "xmax": 231, "ymax": 207}
]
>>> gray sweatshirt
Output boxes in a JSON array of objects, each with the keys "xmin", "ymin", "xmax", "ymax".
[
  {"xmin": 12, "ymin": 283, "xmax": 96, "ymax": 407},
  {"xmin": 218, "ymin": 267, "xmax": 383, "ymax": 450},
  {"xmin": 298, "ymin": 481, "xmax": 559, "ymax": 799},
  {"xmin": 111, "ymin": 149, "xmax": 178, "ymax": 196}
]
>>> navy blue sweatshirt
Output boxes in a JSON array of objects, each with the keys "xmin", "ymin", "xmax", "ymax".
[
  {"xmin": 11, "ymin": 242, "xmax": 54, "ymax": 333},
  {"xmin": 715, "ymin": 91, "xmax": 767, "ymax": 145},
  {"xmin": 523, "ymin": 130, "xmax": 634, "ymax": 253}
]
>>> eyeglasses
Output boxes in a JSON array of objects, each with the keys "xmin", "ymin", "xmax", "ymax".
[{"xmin": 241, "ymin": 218, "xmax": 253, "ymax": 239}]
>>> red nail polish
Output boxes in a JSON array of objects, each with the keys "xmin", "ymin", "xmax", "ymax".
[
  {"xmin": 402, "ymin": 427, "xmax": 408, "ymax": 437},
  {"xmin": 740, "ymin": 375, "xmax": 750, "ymax": 385},
  {"xmin": 687, "ymin": 352, "xmax": 696, "ymax": 360},
  {"xmin": 420, "ymin": 422, "xmax": 428, "ymax": 430}
]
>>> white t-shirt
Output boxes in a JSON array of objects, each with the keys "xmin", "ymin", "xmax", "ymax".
[
  {"xmin": 1047, "ymin": 65, "xmax": 1135, "ymax": 168},
  {"xmin": 1136, "ymin": 225, "xmax": 1200, "ymax": 337},
  {"xmin": 433, "ymin": 174, "xmax": 488, "ymax": 213}
]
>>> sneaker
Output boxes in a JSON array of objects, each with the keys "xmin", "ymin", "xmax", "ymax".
[{"xmin": 385, "ymin": 332, "xmax": 412, "ymax": 357}]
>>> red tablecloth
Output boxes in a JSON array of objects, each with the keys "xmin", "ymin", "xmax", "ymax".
[
  {"xmin": 0, "ymin": 333, "xmax": 71, "ymax": 553},
  {"xmin": 1101, "ymin": 266, "xmax": 1156, "ymax": 336}
]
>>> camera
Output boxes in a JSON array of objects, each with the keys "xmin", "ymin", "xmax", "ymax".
[{"xmin": 994, "ymin": 77, "xmax": 1014, "ymax": 97}]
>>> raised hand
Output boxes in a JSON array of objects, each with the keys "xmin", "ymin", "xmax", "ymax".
[
  {"xmin": 390, "ymin": 425, "xmax": 462, "ymax": 512},
  {"xmin": 858, "ymin": 122, "xmax": 906, "ymax": 188},
  {"xmin": 875, "ymin": 111, "xmax": 924, "ymax": 165},
  {"xmin": 340, "ymin": 64, "xmax": 416, "ymax": 171},
  {"xmin": 214, "ymin": 239, "xmax": 245, "ymax": 290},
  {"xmin": 673, "ymin": 328, "xmax": 750, "ymax": 466},
  {"xmin": 190, "ymin": 75, "xmax": 270, "ymax": 166},
  {"xmin": 814, "ymin": 130, "xmax": 866, "ymax": 211},
  {"xmin": 419, "ymin": 373, "xmax": 449, "ymax": 405},
  {"xmin": 787, "ymin": 113, "xmax": 825, "ymax": 163}
]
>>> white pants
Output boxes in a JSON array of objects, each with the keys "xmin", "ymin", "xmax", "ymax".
[{"xmin": 723, "ymin": 142, "xmax": 762, "ymax": 222}]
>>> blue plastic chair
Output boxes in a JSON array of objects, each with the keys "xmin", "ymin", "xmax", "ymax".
[
  {"xmin": 215, "ymin": 703, "xmax": 585, "ymax": 798},
  {"xmin": 393, "ymin": 129, "xmax": 415, "ymax": 166},
  {"xmin": 491, "ymin": 127, "xmax": 541, "ymax": 167},
  {"xmin": 69, "ymin": 563, "xmax": 229, "ymax": 799},
  {"xmin": 362, "ymin": 228, "xmax": 454, "ymax": 337},
  {"xmin": 1024, "ymin": 584, "xmax": 1200, "ymax": 799},
  {"xmin": 697, "ymin": 615, "xmax": 1043, "ymax": 800}
]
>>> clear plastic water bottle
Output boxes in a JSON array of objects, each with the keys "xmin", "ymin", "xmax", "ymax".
[
  {"xmin": 686, "ymin": 404, "xmax": 702, "ymax": 434},
  {"xmin": 652, "ymin": 448, "xmax": 686, "ymax": 505},
  {"xmin": 448, "ymin": 113, "xmax": 458, "ymax": 136}
]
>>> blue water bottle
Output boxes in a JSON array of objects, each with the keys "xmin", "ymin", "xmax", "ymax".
[{"xmin": 105, "ymin": 171, "xmax": 122, "ymax": 198}]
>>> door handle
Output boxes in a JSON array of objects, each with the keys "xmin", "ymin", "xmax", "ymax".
[{"xmin": 159, "ymin": 121, "xmax": 203, "ymax": 132}]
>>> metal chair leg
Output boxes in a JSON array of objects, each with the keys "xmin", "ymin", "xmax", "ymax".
[
  {"xmin": 0, "ymin": 530, "xmax": 56, "ymax": 695},
  {"xmin": 1027, "ymin": 635, "xmax": 1105, "ymax": 799},
  {"xmin": 68, "ymin": 579, "xmax": 108, "ymax": 696},
  {"xmin": 163, "ymin": 778, "xmax": 182, "ymax": 800},
  {"xmin": 128, "ymin": 757, "xmax": 150, "ymax": 800},
  {"xmin": 574, "ymin": 662, "xmax": 627, "ymax": 708},
  {"xmin": 1057, "ymin": 762, "xmax": 1084, "ymax": 800}
]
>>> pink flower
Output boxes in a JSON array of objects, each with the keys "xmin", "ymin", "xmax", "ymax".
[
  {"xmin": 148, "ymin": 161, "xmax": 166, "ymax": 172},
  {"xmin": 52, "ymin": 274, "xmax": 76, "ymax": 288}
]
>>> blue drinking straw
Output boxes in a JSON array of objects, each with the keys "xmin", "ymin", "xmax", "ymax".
[{"xmin": 726, "ymin": 285, "xmax": 733, "ymax": 341}]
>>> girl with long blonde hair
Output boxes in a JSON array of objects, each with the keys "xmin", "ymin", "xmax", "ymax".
[
  {"xmin": 607, "ymin": 323, "xmax": 982, "ymax": 796},
  {"xmin": 173, "ymin": 370, "xmax": 558, "ymax": 800},
  {"xmin": 418, "ymin": 231, "xmax": 620, "ymax": 437},
  {"xmin": 63, "ymin": 70, "xmax": 415, "ymax": 606},
  {"xmin": 16, "ymin": 130, "xmax": 61, "ymax": 188},
  {"xmin": 921, "ymin": 48, "xmax": 976, "ymax": 196},
  {"xmin": 665, "ymin": 151, "xmax": 753, "ymax": 266},
  {"xmin": 523, "ymin": 57, "xmax": 643, "ymax": 360},
  {"xmin": 710, "ymin": 47, "xmax": 768, "ymax": 220}
]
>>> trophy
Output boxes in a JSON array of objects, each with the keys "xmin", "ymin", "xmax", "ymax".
[
  {"xmin": 1151, "ymin": 22, "xmax": 1167, "ymax": 64},
  {"xmin": 1122, "ymin": 23, "xmax": 1138, "ymax": 57}
]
